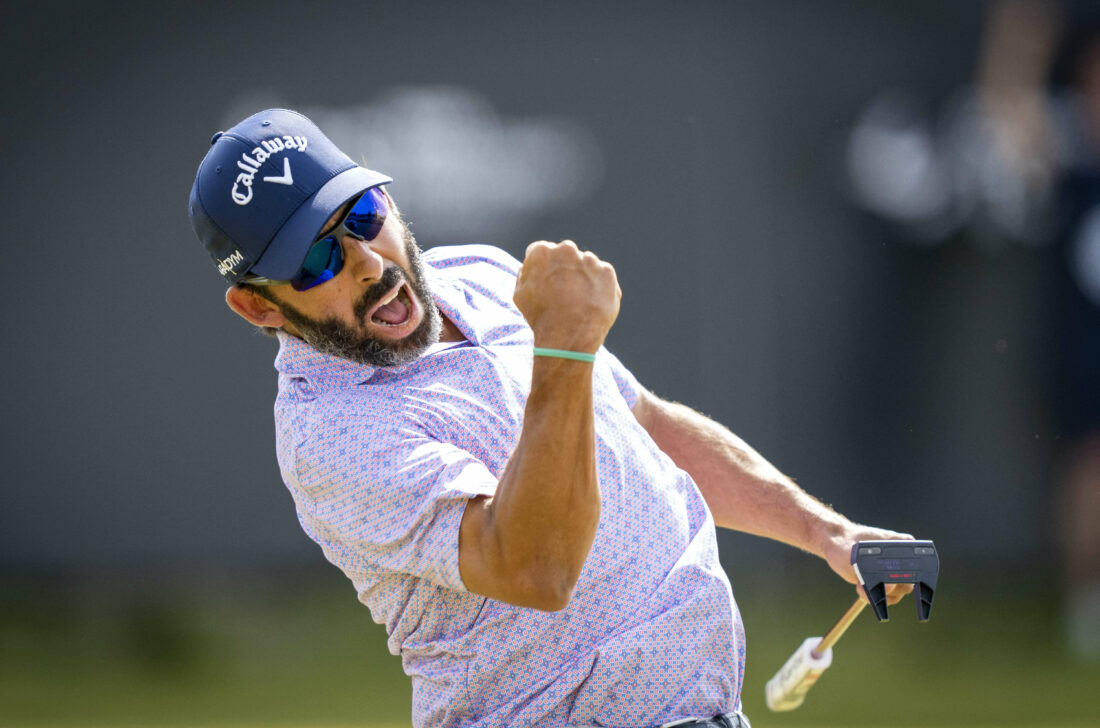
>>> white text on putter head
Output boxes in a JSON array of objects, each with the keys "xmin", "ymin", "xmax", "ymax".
[
  {"xmin": 231, "ymin": 135, "xmax": 308, "ymax": 205},
  {"xmin": 217, "ymin": 250, "xmax": 245, "ymax": 277}
]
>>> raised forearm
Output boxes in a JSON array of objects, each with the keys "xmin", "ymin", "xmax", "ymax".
[
  {"xmin": 458, "ymin": 240, "xmax": 621, "ymax": 610},
  {"xmin": 475, "ymin": 359, "xmax": 600, "ymax": 609}
]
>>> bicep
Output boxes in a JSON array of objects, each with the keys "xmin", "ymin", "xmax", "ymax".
[
  {"xmin": 628, "ymin": 387, "xmax": 718, "ymax": 480},
  {"xmin": 457, "ymin": 492, "xmax": 571, "ymax": 611}
]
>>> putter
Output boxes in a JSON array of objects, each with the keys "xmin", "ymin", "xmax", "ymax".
[{"xmin": 764, "ymin": 539, "xmax": 939, "ymax": 712}]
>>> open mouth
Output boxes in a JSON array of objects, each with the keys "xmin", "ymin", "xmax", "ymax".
[{"xmin": 365, "ymin": 282, "xmax": 420, "ymax": 336}]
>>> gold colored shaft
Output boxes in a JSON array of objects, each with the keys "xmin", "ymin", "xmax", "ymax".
[{"xmin": 812, "ymin": 598, "xmax": 867, "ymax": 657}]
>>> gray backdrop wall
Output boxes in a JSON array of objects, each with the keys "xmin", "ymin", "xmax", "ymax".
[{"xmin": 2, "ymin": 1, "xmax": 1056, "ymax": 579}]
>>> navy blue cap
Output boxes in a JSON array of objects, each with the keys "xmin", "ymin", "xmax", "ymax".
[{"xmin": 189, "ymin": 108, "xmax": 392, "ymax": 284}]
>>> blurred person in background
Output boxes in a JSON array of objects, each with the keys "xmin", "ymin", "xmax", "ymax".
[
  {"xmin": 1050, "ymin": 5, "xmax": 1100, "ymax": 662},
  {"xmin": 846, "ymin": 0, "xmax": 1100, "ymax": 661}
]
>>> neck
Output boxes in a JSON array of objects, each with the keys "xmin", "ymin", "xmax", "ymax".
[{"xmin": 439, "ymin": 314, "xmax": 465, "ymax": 343}]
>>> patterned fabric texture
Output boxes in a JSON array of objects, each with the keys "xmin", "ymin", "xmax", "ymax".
[{"xmin": 272, "ymin": 245, "xmax": 746, "ymax": 727}]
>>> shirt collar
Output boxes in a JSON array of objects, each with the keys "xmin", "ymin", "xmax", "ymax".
[
  {"xmin": 429, "ymin": 271, "xmax": 487, "ymax": 346},
  {"xmin": 273, "ymin": 263, "xmax": 480, "ymax": 393},
  {"xmin": 274, "ymin": 331, "xmax": 377, "ymax": 392}
]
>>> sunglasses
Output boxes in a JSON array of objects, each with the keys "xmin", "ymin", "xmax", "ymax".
[{"xmin": 247, "ymin": 186, "xmax": 389, "ymax": 291}]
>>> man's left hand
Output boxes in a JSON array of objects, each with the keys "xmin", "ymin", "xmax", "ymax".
[{"xmin": 822, "ymin": 525, "xmax": 916, "ymax": 606}]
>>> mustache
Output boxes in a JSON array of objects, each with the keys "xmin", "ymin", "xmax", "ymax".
[{"xmin": 352, "ymin": 265, "xmax": 408, "ymax": 321}]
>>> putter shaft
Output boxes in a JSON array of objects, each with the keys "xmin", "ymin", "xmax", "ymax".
[{"xmin": 812, "ymin": 598, "xmax": 866, "ymax": 657}]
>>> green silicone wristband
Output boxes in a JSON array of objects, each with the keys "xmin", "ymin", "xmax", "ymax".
[{"xmin": 532, "ymin": 347, "xmax": 597, "ymax": 363}]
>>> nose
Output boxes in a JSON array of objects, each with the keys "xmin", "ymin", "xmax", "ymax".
[{"xmin": 341, "ymin": 234, "xmax": 385, "ymax": 283}]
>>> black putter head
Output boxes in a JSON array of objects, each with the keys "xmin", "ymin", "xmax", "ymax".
[{"xmin": 851, "ymin": 540, "xmax": 939, "ymax": 622}]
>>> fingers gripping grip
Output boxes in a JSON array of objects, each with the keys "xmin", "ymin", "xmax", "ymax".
[
  {"xmin": 850, "ymin": 540, "xmax": 939, "ymax": 622},
  {"xmin": 765, "ymin": 539, "xmax": 940, "ymax": 713}
]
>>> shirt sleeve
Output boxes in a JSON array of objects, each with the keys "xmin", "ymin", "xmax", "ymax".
[
  {"xmin": 289, "ymin": 406, "xmax": 498, "ymax": 594},
  {"xmin": 599, "ymin": 346, "xmax": 642, "ymax": 409}
]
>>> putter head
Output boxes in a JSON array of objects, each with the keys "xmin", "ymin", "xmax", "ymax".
[{"xmin": 851, "ymin": 540, "xmax": 939, "ymax": 622}]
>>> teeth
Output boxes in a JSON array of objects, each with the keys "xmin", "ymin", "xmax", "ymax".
[
  {"xmin": 368, "ymin": 284, "xmax": 411, "ymax": 328},
  {"xmin": 377, "ymin": 287, "xmax": 401, "ymax": 307}
]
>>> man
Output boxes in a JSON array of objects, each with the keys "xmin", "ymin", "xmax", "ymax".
[{"xmin": 189, "ymin": 108, "xmax": 911, "ymax": 728}]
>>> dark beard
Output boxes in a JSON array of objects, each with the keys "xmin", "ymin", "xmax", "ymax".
[{"xmin": 275, "ymin": 222, "xmax": 442, "ymax": 368}]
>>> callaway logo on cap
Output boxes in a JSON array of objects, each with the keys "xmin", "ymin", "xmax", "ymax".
[
  {"xmin": 188, "ymin": 108, "xmax": 392, "ymax": 284},
  {"xmin": 230, "ymin": 137, "xmax": 305, "ymax": 205}
]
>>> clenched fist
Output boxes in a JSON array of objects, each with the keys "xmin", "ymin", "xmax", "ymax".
[{"xmin": 514, "ymin": 240, "xmax": 622, "ymax": 353}]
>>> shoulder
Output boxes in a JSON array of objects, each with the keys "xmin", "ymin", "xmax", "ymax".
[{"xmin": 277, "ymin": 387, "xmax": 424, "ymax": 483}]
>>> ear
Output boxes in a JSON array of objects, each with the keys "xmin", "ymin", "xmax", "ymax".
[{"xmin": 225, "ymin": 286, "xmax": 288, "ymax": 329}]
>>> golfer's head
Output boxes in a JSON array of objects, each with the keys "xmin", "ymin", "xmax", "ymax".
[
  {"xmin": 188, "ymin": 108, "xmax": 393, "ymax": 288},
  {"xmin": 189, "ymin": 109, "xmax": 441, "ymax": 367}
]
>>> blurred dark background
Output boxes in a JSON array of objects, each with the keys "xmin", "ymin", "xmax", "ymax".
[{"xmin": 3, "ymin": 1, "xmax": 1098, "ymax": 725}]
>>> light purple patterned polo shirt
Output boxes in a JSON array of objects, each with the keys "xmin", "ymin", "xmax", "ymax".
[{"xmin": 272, "ymin": 245, "xmax": 746, "ymax": 728}]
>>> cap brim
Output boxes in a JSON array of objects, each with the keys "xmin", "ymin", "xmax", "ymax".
[{"xmin": 250, "ymin": 166, "xmax": 393, "ymax": 281}]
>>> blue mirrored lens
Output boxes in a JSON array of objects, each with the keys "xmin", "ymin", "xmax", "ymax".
[
  {"xmin": 287, "ymin": 186, "xmax": 388, "ymax": 291},
  {"xmin": 291, "ymin": 237, "xmax": 342, "ymax": 291},
  {"xmin": 344, "ymin": 187, "xmax": 387, "ymax": 240}
]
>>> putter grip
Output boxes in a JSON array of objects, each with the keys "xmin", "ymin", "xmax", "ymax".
[{"xmin": 764, "ymin": 636, "xmax": 833, "ymax": 712}]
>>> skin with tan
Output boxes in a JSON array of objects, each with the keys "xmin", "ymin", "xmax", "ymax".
[
  {"xmin": 225, "ymin": 190, "xmax": 464, "ymax": 345},
  {"xmin": 228, "ymin": 191, "xmax": 913, "ymax": 611}
]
